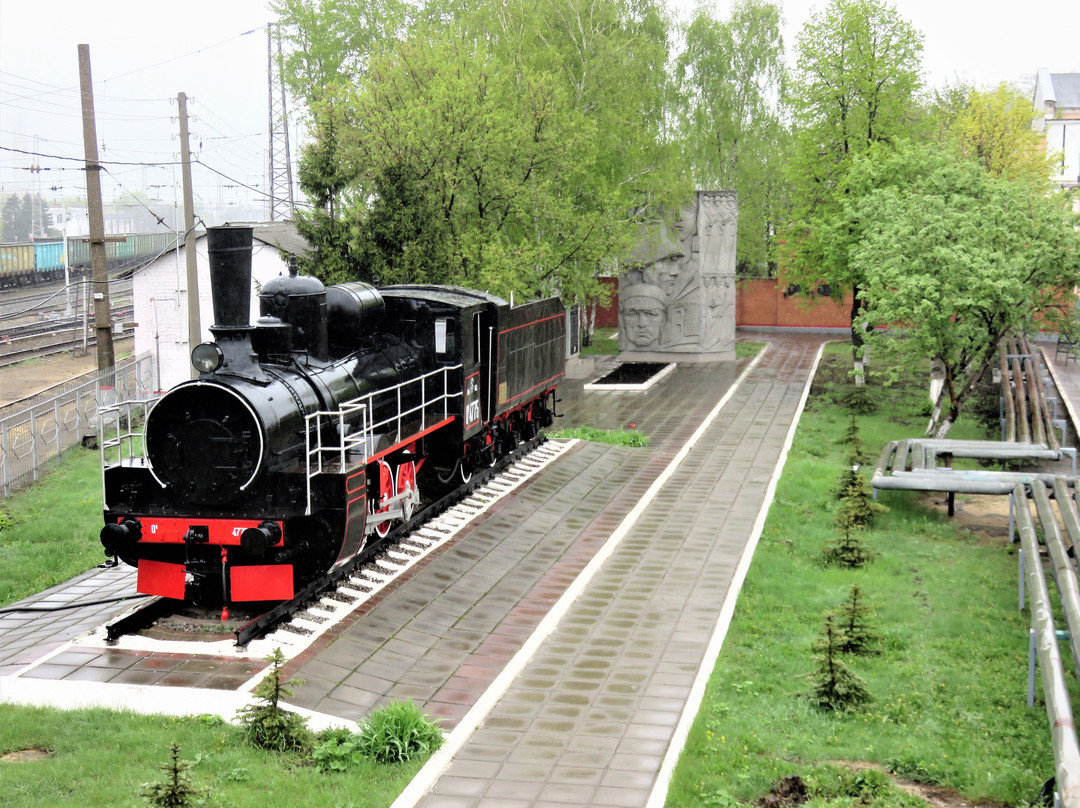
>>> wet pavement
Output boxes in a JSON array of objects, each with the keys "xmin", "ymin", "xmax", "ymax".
[{"xmin": 0, "ymin": 331, "xmax": 828, "ymax": 807}]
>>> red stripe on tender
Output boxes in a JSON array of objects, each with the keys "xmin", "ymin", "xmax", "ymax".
[{"xmin": 498, "ymin": 313, "xmax": 566, "ymax": 335}]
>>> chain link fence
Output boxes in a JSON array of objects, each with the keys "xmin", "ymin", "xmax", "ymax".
[{"xmin": 0, "ymin": 353, "xmax": 157, "ymax": 498}]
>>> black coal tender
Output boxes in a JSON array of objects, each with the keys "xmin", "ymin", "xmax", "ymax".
[{"xmin": 100, "ymin": 225, "xmax": 565, "ymax": 610}]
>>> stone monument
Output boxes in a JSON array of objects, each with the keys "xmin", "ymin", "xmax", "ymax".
[{"xmin": 618, "ymin": 191, "xmax": 736, "ymax": 361}]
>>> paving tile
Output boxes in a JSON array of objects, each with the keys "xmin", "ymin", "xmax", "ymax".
[{"xmin": 1, "ymin": 336, "xmax": 824, "ymax": 808}]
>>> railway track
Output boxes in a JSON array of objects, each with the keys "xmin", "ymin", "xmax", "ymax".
[
  {"xmin": 1, "ymin": 278, "xmax": 133, "ymax": 321},
  {"xmin": 0, "ymin": 325, "xmax": 136, "ymax": 370},
  {"xmin": 101, "ymin": 437, "xmax": 574, "ymax": 654}
]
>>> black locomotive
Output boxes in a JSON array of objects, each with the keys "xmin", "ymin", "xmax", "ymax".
[{"xmin": 100, "ymin": 225, "xmax": 565, "ymax": 611}]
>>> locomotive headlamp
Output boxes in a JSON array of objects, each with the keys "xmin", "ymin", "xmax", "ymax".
[{"xmin": 191, "ymin": 342, "xmax": 224, "ymax": 373}]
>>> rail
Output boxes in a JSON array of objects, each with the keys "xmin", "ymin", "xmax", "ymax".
[
  {"xmin": 303, "ymin": 364, "xmax": 463, "ymax": 514},
  {"xmin": 1015, "ymin": 480, "xmax": 1080, "ymax": 808}
]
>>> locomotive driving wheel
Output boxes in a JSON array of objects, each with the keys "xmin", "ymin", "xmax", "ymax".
[
  {"xmin": 368, "ymin": 459, "xmax": 395, "ymax": 538},
  {"xmin": 396, "ymin": 459, "xmax": 420, "ymax": 521}
]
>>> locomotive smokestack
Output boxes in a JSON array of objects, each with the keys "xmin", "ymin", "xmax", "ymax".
[
  {"xmin": 208, "ymin": 225, "xmax": 254, "ymax": 330},
  {"xmin": 201, "ymin": 225, "xmax": 265, "ymax": 378}
]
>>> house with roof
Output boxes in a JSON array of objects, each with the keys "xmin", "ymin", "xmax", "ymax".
[
  {"xmin": 1033, "ymin": 69, "xmax": 1080, "ymax": 192},
  {"xmin": 133, "ymin": 221, "xmax": 308, "ymax": 390}
]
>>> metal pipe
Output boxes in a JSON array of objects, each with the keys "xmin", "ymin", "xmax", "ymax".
[
  {"xmin": 1002, "ymin": 345, "xmax": 1017, "ymax": 443},
  {"xmin": 1031, "ymin": 480, "xmax": 1080, "ymax": 682},
  {"xmin": 1010, "ymin": 337, "xmax": 1032, "ymax": 445},
  {"xmin": 1014, "ymin": 482, "xmax": 1080, "ymax": 808},
  {"xmin": 1022, "ymin": 334, "xmax": 1060, "ymax": 452}
]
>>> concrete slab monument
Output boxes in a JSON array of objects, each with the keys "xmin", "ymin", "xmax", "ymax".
[{"xmin": 619, "ymin": 191, "xmax": 736, "ymax": 361}]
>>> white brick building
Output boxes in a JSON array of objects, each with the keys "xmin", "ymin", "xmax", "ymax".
[
  {"xmin": 133, "ymin": 222, "xmax": 307, "ymax": 390},
  {"xmin": 1033, "ymin": 69, "xmax": 1080, "ymax": 192}
]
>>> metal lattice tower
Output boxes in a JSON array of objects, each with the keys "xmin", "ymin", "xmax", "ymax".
[{"xmin": 267, "ymin": 23, "xmax": 295, "ymax": 221}]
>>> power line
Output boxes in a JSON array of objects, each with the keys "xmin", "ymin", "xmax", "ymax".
[{"xmin": 0, "ymin": 145, "xmax": 185, "ymax": 168}]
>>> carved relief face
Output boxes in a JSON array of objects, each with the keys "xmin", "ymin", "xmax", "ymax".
[
  {"xmin": 653, "ymin": 257, "xmax": 683, "ymax": 297},
  {"xmin": 621, "ymin": 294, "xmax": 665, "ymax": 348}
]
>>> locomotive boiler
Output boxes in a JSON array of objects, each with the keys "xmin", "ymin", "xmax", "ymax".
[{"xmin": 100, "ymin": 225, "xmax": 565, "ymax": 612}]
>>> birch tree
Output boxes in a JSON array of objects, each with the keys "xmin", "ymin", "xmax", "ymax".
[{"xmin": 783, "ymin": 0, "xmax": 923, "ymax": 381}]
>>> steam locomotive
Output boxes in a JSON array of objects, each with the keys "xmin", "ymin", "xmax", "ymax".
[{"xmin": 100, "ymin": 225, "xmax": 565, "ymax": 610}]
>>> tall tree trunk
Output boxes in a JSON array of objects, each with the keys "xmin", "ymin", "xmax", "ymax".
[{"xmin": 850, "ymin": 283, "xmax": 867, "ymax": 386}]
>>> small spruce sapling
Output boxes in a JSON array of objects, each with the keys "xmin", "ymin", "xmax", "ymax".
[
  {"xmin": 236, "ymin": 647, "xmax": 312, "ymax": 752},
  {"xmin": 834, "ymin": 465, "xmax": 886, "ymax": 530},
  {"xmin": 823, "ymin": 526, "xmax": 875, "ymax": 568},
  {"xmin": 139, "ymin": 743, "xmax": 205, "ymax": 808},
  {"xmin": 834, "ymin": 584, "xmax": 880, "ymax": 655},
  {"xmin": 808, "ymin": 614, "xmax": 872, "ymax": 711}
]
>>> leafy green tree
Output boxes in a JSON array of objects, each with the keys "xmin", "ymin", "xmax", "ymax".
[
  {"xmin": 952, "ymin": 83, "xmax": 1055, "ymax": 186},
  {"xmin": 294, "ymin": 98, "xmax": 360, "ymax": 283},
  {"xmin": 1, "ymin": 192, "xmax": 57, "ymax": 242},
  {"xmin": 917, "ymin": 77, "xmax": 976, "ymax": 144},
  {"xmin": 353, "ymin": 162, "xmax": 454, "ymax": 285},
  {"xmin": 269, "ymin": 0, "xmax": 409, "ymax": 102},
  {"xmin": 848, "ymin": 143, "xmax": 1080, "ymax": 437},
  {"xmin": 783, "ymin": 0, "xmax": 923, "ymax": 378},
  {"xmin": 300, "ymin": 3, "xmax": 688, "ymax": 301},
  {"xmin": 674, "ymin": 0, "xmax": 788, "ymax": 274}
]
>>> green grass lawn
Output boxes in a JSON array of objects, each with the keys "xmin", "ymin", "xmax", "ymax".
[
  {"xmin": 0, "ymin": 707, "xmax": 422, "ymax": 808},
  {"xmin": 665, "ymin": 346, "xmax": 1057, "ymax": 807},
  {"xmin": 0, "ymin": 446, "xmax": 106, "ymax": 607}
]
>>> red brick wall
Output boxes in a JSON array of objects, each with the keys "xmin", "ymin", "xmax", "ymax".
[
  {"xmin": 594, "ymin": 276, "xmax": 852, "ymax": 330},
  {"xmin": 736, "ymin": 278, "xmax": 852, "ymax": 329}
]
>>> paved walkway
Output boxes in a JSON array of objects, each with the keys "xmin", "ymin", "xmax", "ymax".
[
  {"xmin": 0, "ymin": 332, "xmax": 827, "ymax": 808},
  {"xmin": 285, "ymin": 333, "xmax": 826, "ymax": 808}
]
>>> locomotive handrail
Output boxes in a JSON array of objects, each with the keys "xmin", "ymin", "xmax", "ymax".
[
  {"xmin": 99, "ymin": 393, "xmax": 162, "ymax": 509},
  {"xmin": 303, "ymin": 364, "xmax": 464, "ymax": 515}
]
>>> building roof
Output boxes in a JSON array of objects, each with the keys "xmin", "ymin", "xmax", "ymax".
[
  {"xmin": 1050, "ymin": 73, "xmax": 1080, "ymax": 110},
  {"xmin": 1035, "ymin": 69, "xmax": 1080, "ymax": 112},
  {"xmin": 221, "ymin": 221, "xmax": 309, "ymax": 257}
]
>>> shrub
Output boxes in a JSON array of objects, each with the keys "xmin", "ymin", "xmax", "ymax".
[
  {"xmin": 355, "ymin": 700, "xmax": 444, "ymax": 765},
  {"xmin": 312, "ymin": 728, "xmax": 363, "ymax": 773}
]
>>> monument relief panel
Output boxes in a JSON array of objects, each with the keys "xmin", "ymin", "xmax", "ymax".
[{"xmin": 618, "ymin": 191, "xmax": 736, "ymax": 361}]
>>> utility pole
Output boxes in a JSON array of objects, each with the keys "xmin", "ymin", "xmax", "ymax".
[
  {"xmin": 78, "ymin": 44, "xmax": 114, "ymax": 379},
  {"xmin": 177, "ymin": 92, "xmax": 201, "ymax": 378}
]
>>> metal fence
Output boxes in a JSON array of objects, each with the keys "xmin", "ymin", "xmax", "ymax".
[{"xmin": 0, "ymin": 353, "xmax": 157, "ymax": 498}]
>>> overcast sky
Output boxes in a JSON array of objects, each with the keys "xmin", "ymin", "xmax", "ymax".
[{"xmin": 1, "ymin": 0, "xmax": 1078, "ymax": 229}]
